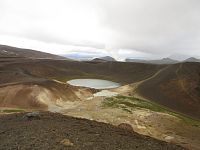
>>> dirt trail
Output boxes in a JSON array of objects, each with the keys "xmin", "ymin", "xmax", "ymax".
[
  {"xmin": 138, "ymin": 65, "xmax": 170, "ymax": 84},
  {"xmin": 112, "ymin": 65, "xmax": 170, "ymax": 97},
  {"xmin": 175, "ymin": 63, "xmax": 186, "ymax": 91},
  {"xmin": 175, "ymin": 63, "xmax": 197, "ymax": 101}
]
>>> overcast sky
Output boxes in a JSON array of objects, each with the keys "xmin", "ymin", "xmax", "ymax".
[{"xmin": 0, "ymin": 0, "xmax": 200, "ymax": 60}]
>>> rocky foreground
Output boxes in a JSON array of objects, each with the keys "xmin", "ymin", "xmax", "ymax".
[{"xmin": 0, "ymin": 112, "xmax": 186, "ymax": 150}]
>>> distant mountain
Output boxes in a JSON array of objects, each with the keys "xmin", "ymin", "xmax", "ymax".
[
  {"xmin": 149, "ymin": 58, "xmax": 179, "ymax": 64},
  {"xmin": 125, "ymin": 58, "xmax": 148, "ymax": 63},
  {"xmin": 0, "ymin": 44, "xmax": 67, "ymax": 59},
  {"xmin": 126, "ymin": 58, "xmax": 179, "ymax": 64},
  {"xmin": 92, "ymin": 56, "xmax": 116, "ymax": 62},
  {"xmin": 169, "ymin": 54, "xmax": 190, "ymax": 61},
  {"xmin": 62, "ymin": 54, "xmax": 92, "ymax": 61},
  {"xmin": 183, "ymin": 57, "xmax": 200, "ymax": 62}
]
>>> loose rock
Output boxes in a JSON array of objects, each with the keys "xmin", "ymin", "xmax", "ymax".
[
  {"xmin": 118, "ymin": 123, "xmax": 134, "ymax": 132},
  {"xmin": 60, "ymin": 139, "xmax": 74, "ymax": 146},
  {"xmin": 24, "ymin": 112, "xmax": 40, "ymax": 120}
]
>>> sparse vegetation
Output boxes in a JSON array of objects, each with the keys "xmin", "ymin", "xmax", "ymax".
[
  {"xmin": 0, "ymin": 108, "xmax": 24, "ymax": 113},
  {"xmin": 102, "ymin": 95, "xmax": 167, "ymax": 113},
  {"xmin": 102, "ymin": 95, "xmax": 200, "ymax": 127}
]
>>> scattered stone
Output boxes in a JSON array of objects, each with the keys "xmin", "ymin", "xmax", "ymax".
[
  {"xmin": 24, "ymin": 112, "xmax": 40, "ymax": 120},
  {"xmin": 164, "ymin": 136, "xmax": 174, "ymax": 141},
  {"xmin": 60, "ymin": 139, "xmax": 74, "ymax": 146},
  {"xmin": 0, "ymin": 112, "xmax": 187, "ymax": 150},
  {"xmin": 118, "ymin": 123, "xmax": 133, "ymax": 132}
]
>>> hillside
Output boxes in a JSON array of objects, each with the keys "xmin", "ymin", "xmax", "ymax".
[
  {"xmin": 0, "ymin": 80, "xmax": 95, "ymax": 110},
  {"xmin": 0, "ymin": 58, "xmax": 163, "ymax": 110},
  {"xmin": 0, "ymin": 58, "xmax": 200, "ymax": 119},
  {"xmin": 137, "ymin": 62, "xmax": 200, "ymax": 119},
  {"xmin": 0, "ymin": 45, "xmax": 66, "ymax": 59},
  {"xmin": 0, "ymin": 56, "xmax": 200, "ymax": 149},
  {"xmin": 0, "ymin": 112, "xmax": 186, "ymax": 150},
  {"xmin": 0, "ymin": 59, "xmax": 163, "ymax": 85}
]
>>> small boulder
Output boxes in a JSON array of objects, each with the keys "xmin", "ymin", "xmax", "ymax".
[
  {"xmin": 60, "ymin": 139, "xmax": 74, "ymax": 146},
  {"xmin": 24, "ymin": 112, "xmax": 40, "ymax": 120},
  {"xmin": 164, "ymin": 136, "xmax": 174, "ymax": 141},
  {"xmin": 118, "ymin": 123, "xmax": 133, "ymax": 132}
]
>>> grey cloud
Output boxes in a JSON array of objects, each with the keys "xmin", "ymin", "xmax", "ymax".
[
  {"xmin": 22, "ymin": 31, "xmax": 105, "ymax": 49},
  {"xmin": 0, "ymin": 0, "xmax": 200, "ymax": 59},
  {"xmin": 99, "ymin": 0, "xmax": 200, "ymax": 57}
]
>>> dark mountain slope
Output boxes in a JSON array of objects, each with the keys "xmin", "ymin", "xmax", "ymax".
[
  {"xmin": 137, "ymin": 62, "xmax": 200, "ymax": 119},
  {"xmin": 0, "ymin": 59, "xmax": 164, "ymax": 85}
]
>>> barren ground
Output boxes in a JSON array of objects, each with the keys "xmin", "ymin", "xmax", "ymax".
[{"xmin": 0, "ymin": 112, "xmax": 186, "ymax": 150}]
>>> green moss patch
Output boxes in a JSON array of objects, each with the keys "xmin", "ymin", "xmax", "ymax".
[
  {"xmin": 0, "ymin": 109, "xmax": 25, "ymax": 113},
  {"xmin": 102, "ymin": 95, "xmax": 200, "ymax": 127}
]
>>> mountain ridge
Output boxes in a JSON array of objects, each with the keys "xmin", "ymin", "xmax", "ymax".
[
  {"xmin": 92, "ymin": 56, "xmax": 116, "ymax": 62},
  {"xmin": 0, "ymin": 44, "xmax": 67, "ymax": 59},
  {"xmin": 126, "ymin": 57, "xmax": 179, "ymax": 64}
]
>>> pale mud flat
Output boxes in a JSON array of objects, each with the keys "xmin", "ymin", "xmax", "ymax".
[{"xmin": 50, "ymin": 88, "xmax": 200, "ymax": 150}]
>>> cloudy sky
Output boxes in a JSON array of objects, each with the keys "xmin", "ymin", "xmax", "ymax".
[{"xmin": 0, "ymin": 0, "xmax": 200, "ymax": 60}]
